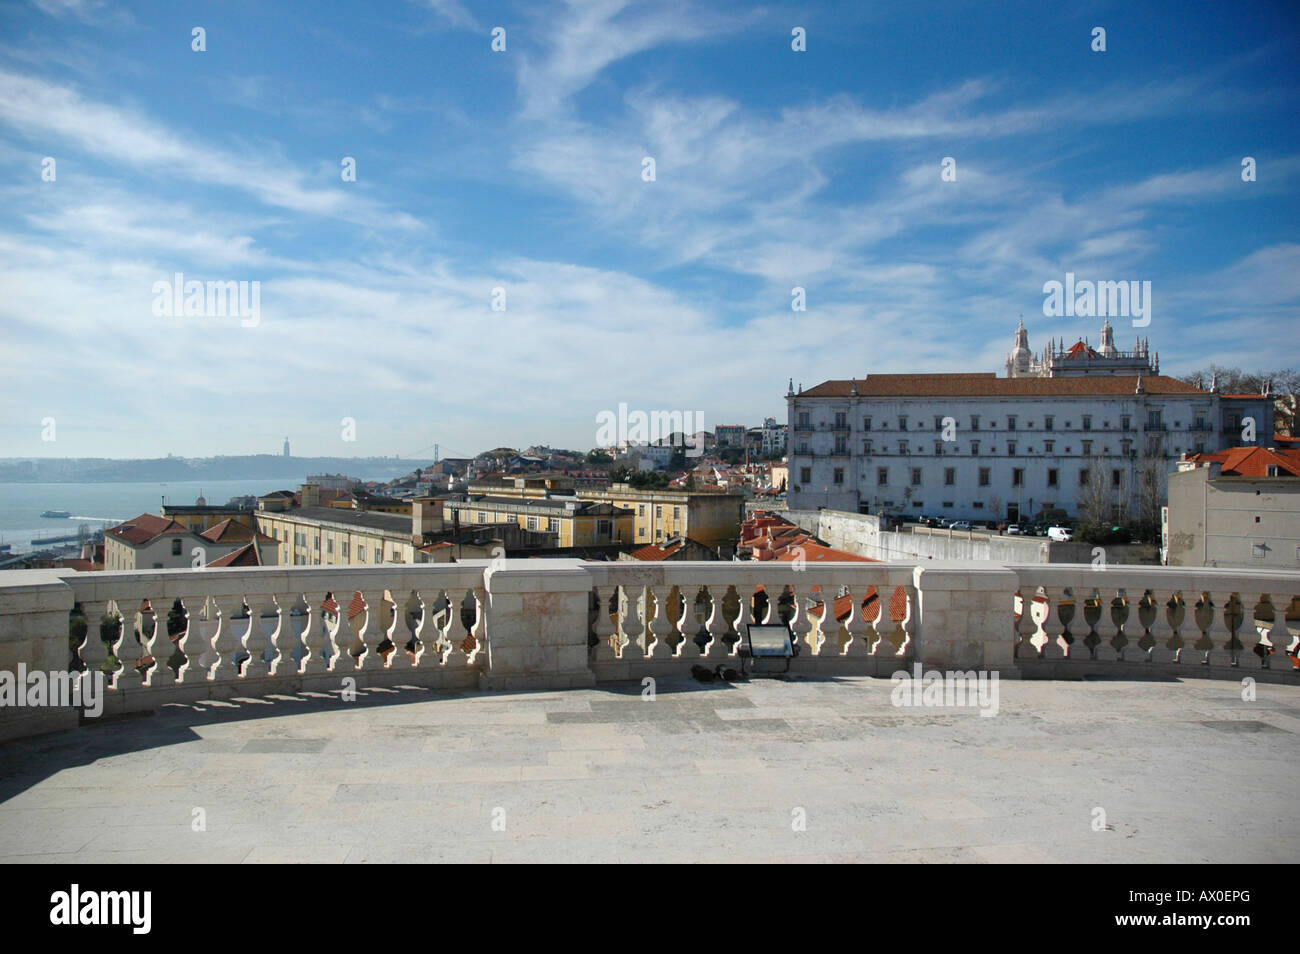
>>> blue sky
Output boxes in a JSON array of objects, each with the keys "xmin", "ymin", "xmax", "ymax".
[{"xmin": 1, "ymin": 0, "xmax": 1297, "ymax": 460}]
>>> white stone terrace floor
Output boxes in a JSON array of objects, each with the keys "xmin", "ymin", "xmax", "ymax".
[{"xmin": 1, "ymin": 675, "xmax": 1297, "ymax": 863}]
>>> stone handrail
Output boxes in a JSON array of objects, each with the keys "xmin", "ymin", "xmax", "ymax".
[
  {"xmin": 1008, "ymin": 563, "xmax": 1300, "ymax": 673},
  {"xmin": 2, "ymin": 559, "xmax": 1298, "ymax": 741}
]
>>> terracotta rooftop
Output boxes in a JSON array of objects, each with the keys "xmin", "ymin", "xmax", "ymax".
[
  {"xmin": 630, "ymin": 540, "xmax": 684, "ymax": 561},
  {"xmin": 199, "ymin": 519, "xmax": 275, "ymax": 545},
  {"xmin": 207, "ymin": 543, "xmax": 264, "ymax": 568},
  {"xmin": 1186, "ymin": 446, "xmax": 1300, "ymax": 478},
  {"xmin": 105, "ymin": 513, "xmax": 190, "ymax": 546}
]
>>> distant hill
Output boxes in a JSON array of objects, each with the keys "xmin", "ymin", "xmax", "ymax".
[{"xmin": 0, "ymin": 456, "xmax": 435, "ymax": 483}]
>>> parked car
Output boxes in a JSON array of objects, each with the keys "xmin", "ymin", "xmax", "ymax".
[
  {"xmin": 1047, "ymin": 525, "xmax": 1074, "ymax": 542},
  {"xmin": 950, "ymin": 520, "xmax": 972, "ymax": 531},
  {"xmin": 1006, "ymin": 524, "xmax": 1022, "ymax": 535}
]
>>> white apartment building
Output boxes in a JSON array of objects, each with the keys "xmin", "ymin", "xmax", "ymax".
[{"xmin": 786, "ymin": 321, "xmax": 1273, "ymax": 522}]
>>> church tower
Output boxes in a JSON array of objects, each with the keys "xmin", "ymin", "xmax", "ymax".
[{"xmin": 1005, "ymin": 318, "xmax": 1033, "ymax": 377}]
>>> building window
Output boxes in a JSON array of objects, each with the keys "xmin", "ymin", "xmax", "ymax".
[
  {"xmin": 1112, "ymin": 469, "xmax": 1122, "ymax": 487},
  {"xmin": 1044, "ymin": 415, "xmax": 1054, "ymax": 431},
  {"xmin": 1252, "ymin": 543, "xmax": 1267, "ymax": 560},
  {"xmin": 970, "ymin": 441, "xmax": 980, "ymax": 456},
  {"xmin": 834, "ymin": 468, "xmax": 845, "ymax": 485},
  {"xmin": 1122, "ymin": 415, "xmax": 1131, "ymax": 431},
  {"xmin": 934, "ymin": 441, "xmax": 943, "ymax": 456},
  {"xmin": 970, "ymin": 415, "xmax": 980, "ymax": 431},
  {"xmin": 1007, "ymin": 441, "xmax": 1016, "ymax": 456},
  {"xmin": 911, "ymin": 468, "xmax": 922, "ymax": 485},
  {"xmin": 800, "ymin": 467, "xmax": 811, "ymax": 483},
  {"xmin": 944, "ymin": 467, "xmax": 955, "ymax": 486},
  {"xmin": 863, "ymin": 439, "xmax": 873, "ymax": 454},
  {"xmin": 327, "ymin": 539, "xmax": 333, "ymax": 555},
  {"xmin": 798, "ymin": 412, "xmax": 809, "ymax": 429},
  {"xmin": 672, "ymin": 506, "xmax": 680, "ymax": 520},
  {"xmin": 598, "ymin": 519, "xmax": 612, "ymax": 538},
  {"xmin": 375, "ymin": 550, "xmax": 381, "ymax": 564},
  {"xmin": 1082, "ymin": 440, "xmax": 1093, "ymax": 456},
  {"xmin": 477, "ymin": 511, "xmax": 486, "ymax": 523},
  {"xmin": 1007, "ymin": 415, "xmax": 1017, "ymax": 431},
  {"xmin": 1048, "ymin": 468, "xmax": 1058, "ymax": 487},
  {"xmin": 342, "ymin": 542, "xmax": 350, "ymax": 558},
  {"xmin": 835, "ymin": 435, "xmax": 848, "ymax": 454},
  {"xmin": 1083, "ymin": 415, "xmax": 1092, "ymax": 431},
  {"xmin": 1044, "ymin": 440, "xmax": 1055, "ymax": 453},
  {"xmin": 898, "ymin": 416, "xmax": 908, "ymax": 431},
  {"xmin": 526, "ymin": 516, "xmax": 539, "ymax": 531},
  {"xmin": 877, "ymin": 467, "xmax": 888, "ymax": 486},
  {"xmin": 863, "ymin": 416, "xmax": 872, "ymax": 431},
  {"xmin": 638, "ymin": 504, "xmax": 645, "ymax": 516},
  {"xmin": 171, "ymin": 539, "xmax": 182, "ymax": 556},
  {"xmin": 978, "ymin": 467, "xmax": 990, "ymax": 486},
  {"xmin": 1079, "ymin": 469, "xmax": 1089, "ymax": 487},
  {"xmin": 834, "ymin": 411, "xmax": 847, "ymax": 429},
  {"xmin": 1013, "ymin": 468, "xmax": 1024, "ymax": 487},
  {"xmin": 655, "ymin": 506, "xmax": 662, "ymax": 518},
  {"xmin": 358, "ymin": 546, "xmax": 366, "ymax": 561},
  {"xmin": 934, "ymin": 415, "xmax": 944, "ymax": 431},
  {"xmin": 898, "ymin": 441, "xmax": 908, "ymax": 455}
]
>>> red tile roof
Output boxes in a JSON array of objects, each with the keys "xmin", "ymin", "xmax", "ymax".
[
  {"xmin": 801, "ymin": 373, "xmax": 1204, "ymax": 398},
  {"xmin": 631, "ymin": 540, "xmax": 684, "ymax": 561},
  {"xmin": 1186, "ymin": 446, "xmax": 1300, "ymax": 477},
  {"xmin": 207, "ymin": 543, "xmax": 264, "ymax": 567},
  {"xmin": 199, "ymin": 518, "xmax": 274, "ymax": 545},
  {"xmin": 105, "ymin": 513, "xmax": 189, "ymax": 545},
  {"xmin": 773, "ymin": 541, "xmax": 875, "ymax": 563}
]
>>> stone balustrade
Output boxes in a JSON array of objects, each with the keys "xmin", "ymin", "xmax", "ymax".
[
  {"xmin": 1, "ymin": 559, "xmax": 1297, "ymax": 741},
  {"xmin": 1008, "ymin": 564, "xmax": 1300, "ymax": 678}
]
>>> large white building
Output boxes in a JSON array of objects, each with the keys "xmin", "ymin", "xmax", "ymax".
[{"xmin": 786, "ymin": 321, "xmax": 1273, "ymax": 522}]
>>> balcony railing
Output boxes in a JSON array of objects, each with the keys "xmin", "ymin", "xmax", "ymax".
[{"xmin": 2, "ymin": 560, "xmax": 1298, "ymax": 741}]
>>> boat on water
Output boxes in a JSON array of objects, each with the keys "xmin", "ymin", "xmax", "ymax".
[{"xmin": 41, "ymin": 510, "xmax": 71, "ymax": 519}]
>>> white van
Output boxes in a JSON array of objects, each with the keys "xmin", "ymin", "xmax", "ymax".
[{"xmin": 1047, "ymin": 526, "xmax": 1073, "ymax": 542}]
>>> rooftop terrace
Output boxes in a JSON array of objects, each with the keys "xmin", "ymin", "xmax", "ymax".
[
  {"xmin": 1, "ymin": 558, "xmax": 1298, "ymax": 862},
  {"xmin": 0, "ymin": 674, "xmax": 1295, "ymax": 863}
]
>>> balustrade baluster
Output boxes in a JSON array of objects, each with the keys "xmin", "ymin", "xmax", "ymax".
[
  {"xmin": 444, "ymin": 590, "xmax": 472, "ymax": 667},
  {"xmin": 647, "ymin": 586, "xmax": 673, "ymax": 659},
  {"xmin": 110, "ymin": 598, "xmax": 144, "ymax": 690},
  {"xmin": 1014, "ymin": 589, "xmax": 1040, "ymax": 660},
  {"xmin": 300, "ymin": 592, "xmax": 331, "ymax": 674},
  {"xmin": 241, "ymin": 595, "xmax": 274, "ymax": 679},
  {"xmin": 210, "ymin": 597, "xmax": 245, "ymax": 681},
  {"xmin": 470, "ymin": 585, "xmax": 489, "ymax": 665},
  {"xmin": 270, "ymin": 593, "xmax": 303, "ymax": 677},
  {"xmin": 176, "ymin": 593, "xmax": 209, "ymax": 683},
  {"xmin": 77, "ymin": 599, "xmax": 111, "ymax": 684},
  {"xmin": 618, "ymin": 585, "xmax": 645, "ymax": 661},
  {"xmin": 144, "ymin": 595, "xmax": 178, "ymax": 687},
  {"xmin": 704, "ymin": 586, "xmax": 731, "ymax": 659}
]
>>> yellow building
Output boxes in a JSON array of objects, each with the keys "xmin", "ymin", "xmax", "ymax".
[
  {"xmin": 578, "ymin": 485, "xmax": 744, "ymax": 549},
  {"xmin": 443, "ymin": 496, "xmax": 633, "ymax": 547},
  {"xmin": 468, "ymin": 480, "xmax": 744, "ymax": 549},
  {"xmin": 255, "ymin": 507, "xmax": 420, "ymax": 566}
]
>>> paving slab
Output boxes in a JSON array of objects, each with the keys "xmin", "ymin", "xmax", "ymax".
[{"xmin": 0, "ymin": 675, "xmax": 1296, "ymax": 863}]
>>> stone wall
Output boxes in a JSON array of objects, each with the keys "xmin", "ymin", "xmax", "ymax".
[{"xmin": 782, "ymin": 508, "xmax": 1157, "ymax": 565}]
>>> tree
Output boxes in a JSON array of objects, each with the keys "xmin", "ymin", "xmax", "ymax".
[
  {"xmin": 1131, "ymin": 433, "xmax": 1167, "ymax": 544},
  {"xmin": 1076, "ymin": 447, "xmax": 1113, "ymax": 542}
]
